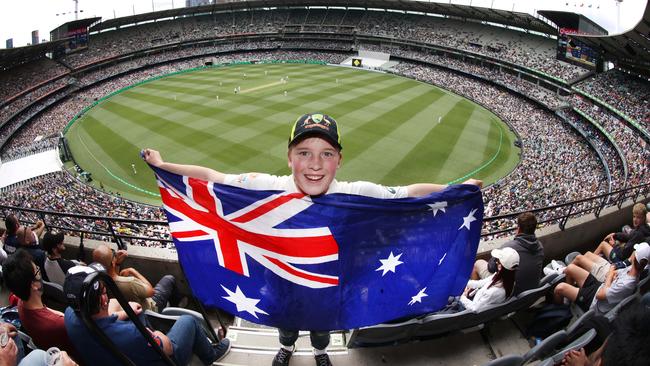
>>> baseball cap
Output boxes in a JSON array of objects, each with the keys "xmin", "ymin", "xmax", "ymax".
[
  {"xmin": 288, "ymin": 113, "xmax": 342, "ymax": 150},
  {"xmin": 634, "ymin": 242, "xmax": 650, "ymax": 263},
  {"xmin": 491, "ymin": 247, "xmax": 520, "ymax": 270},
  {"xmin": 63, "ymin": 263, "xmax": 106, "ymax": 311},
  {"xmin": 41, "ymin": 231, "xmax": 64, "ymax": 253}
]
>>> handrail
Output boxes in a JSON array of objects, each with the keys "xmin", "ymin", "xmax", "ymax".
[{"xmin": 2, "ymin": 181, "xmax": 649, "ymax": 244}]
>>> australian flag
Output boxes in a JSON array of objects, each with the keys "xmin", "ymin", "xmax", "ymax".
[{"xmin": 152, "ymin": 166, "xmax": 483, "ymax": 331}]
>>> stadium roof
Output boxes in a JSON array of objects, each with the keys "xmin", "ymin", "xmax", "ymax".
[
  {"xmin": 573, "ymin": 1, "xmax": 650, "ymax": 75},
  {"xmin": 0, "ymin": 39, "xmax": 69, "ymax": 70},
  {"xmin": 89, "ymin": 0, "xmax": 556, "ymax": 35}
]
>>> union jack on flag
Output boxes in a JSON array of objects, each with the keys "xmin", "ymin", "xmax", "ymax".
[{"xmin": 152, "ymin": 166, "xmax": 483, "ymax": 330}]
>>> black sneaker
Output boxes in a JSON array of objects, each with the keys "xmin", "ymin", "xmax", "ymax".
[
  {"xmin": 212, "ymin": 338, "xmax": 231, "ymax": 363},
  {"xmin": 272, "ymin": 347, "xmax": 294, "ymax": 366},
  {"xmin": 314, "ymin": 353, "xmax": 332, "ymax": 366}
]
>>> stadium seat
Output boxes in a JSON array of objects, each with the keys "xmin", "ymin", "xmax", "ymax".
[
  {"xmin": 536, "ymin": 328, "xmax": 597, "ymax": 366},
  {"xmin": 604, "ymin": 293, "xmax": 638, "ymax": 321},
  {"xmin": 41, "ymin": 280, "xmax": 67, "ymax": 312},
  {"xmin": 521, "ymin": 330, "xmax": 568, "ymax": 364},
  {"xmin": 415, "ymin": 309, "xmax": 477, "ymax": 339},
  {"xmin": 565, "ymin": 309, "xmax": 594, "ymax": 339},
  {"xmin": 347, "ymin": 316, "xmax": 420, "ymax": 348},
  {"xmin": 564, "ymin": 252, "xmax": 580, "ymax": 266},
  {"xmin": 160, "ymin": 307, "xmax": 218, "ymax": 343}
]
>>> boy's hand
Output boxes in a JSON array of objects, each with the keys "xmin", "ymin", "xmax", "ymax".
[
  {"xmin": 142, "ymin": 149, "xmax": 164, "ymax": 167},
  {"xmin": 462, "ymin": 179, "xmax": 483, "ymax": 189}
]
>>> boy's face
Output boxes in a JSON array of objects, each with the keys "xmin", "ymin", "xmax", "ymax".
[
  {"xmin": 633, "ymin": 213, "xmax": 645, "ymax": 228},
  {"xmin": 288, "ymin": 136, "xmax": 341, "ymax": 196}
]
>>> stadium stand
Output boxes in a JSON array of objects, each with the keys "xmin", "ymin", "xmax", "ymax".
[{"xmin": 0, "ymin": 1, "xmax": 649, "ymax": 365}]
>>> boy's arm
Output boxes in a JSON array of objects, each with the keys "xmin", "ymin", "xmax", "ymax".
[
  {"xmin": 406, "ymin": 179, "xmax": 483, "ymax": 197},
  {"xmin": 142, "ymin": 149, "xmax": 226, "ymax": 183}
]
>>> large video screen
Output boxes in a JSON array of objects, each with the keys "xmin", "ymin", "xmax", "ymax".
[{"xmin": 557, "ymin": 33, "xmax": 600, "ymax": 69}]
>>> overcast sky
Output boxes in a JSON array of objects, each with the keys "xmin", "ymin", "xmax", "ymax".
[{"xmin": 0, "ymin": 0, "xmax": 646, "ymax": 48}]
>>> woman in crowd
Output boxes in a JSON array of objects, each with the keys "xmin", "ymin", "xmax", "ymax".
[{"xmin": 460, "ymin": 247, "xmax": 519, "ymax": 312}]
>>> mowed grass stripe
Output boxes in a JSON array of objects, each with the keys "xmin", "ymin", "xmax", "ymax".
[
  {"xmin": 236, "ymin": 78, "xmax": 428, "ymax": 171},
  {"xmin": 96, "ymin": 100, "xmax": 268, "ymax": 170},
  {"xmin": 69, "ymin": 64, "xmax": 519, "ymax": 203},
  {"xmin": 385, "ymin": 99, "xmax": 475, "ymax": 183},
  {"xmin": 342, "ymin": 94, "xmax": 460, "ymax": 183},
  {"xmin": 438, "ymin": 108, "xmax": 494, "ymax": 180}
]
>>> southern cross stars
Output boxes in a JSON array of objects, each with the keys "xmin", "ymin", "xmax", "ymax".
[
  {"xmin": 375, "ymin": 251, "xmax": 404, "ymax": 276},
  {"xmin": 221, "ymin": 285, "xmax": 269, "ymax": 318},
  {"xmin": 427, "ymin": 201, "xmax": 447, "ymax": 217},
  {"xmin": 408, "ymin": 287, "xmax": 428, "ymax": 306},
  {"xmin": 459, "ymin": 208, "xmax": 478, "ymax": 230}
]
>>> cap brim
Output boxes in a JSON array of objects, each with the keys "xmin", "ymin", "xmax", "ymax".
[{"xmin": 289, "ymin": 130, "xmax": 341, "ymax": 150}]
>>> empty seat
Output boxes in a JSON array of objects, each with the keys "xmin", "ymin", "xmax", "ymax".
[{"xmin": 347, "ymin": 317, "xmax": 420, "ymax": 348}]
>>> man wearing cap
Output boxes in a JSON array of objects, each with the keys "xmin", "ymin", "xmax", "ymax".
[
  {"xmin": 554, "ymin": 242, "xmax": 649, "ymax": 315},
  {"xmin": 63, "ymin": 264, "xmax": 231, "ymax": 366},
  {"xmin": 43, "ymin": 231, "xmax": 77, "ymax": 287},
  {"xmin": 142, "ymin": 112, "xmax": 483, "ymax": 366},
  {"xmin": 460, "ymin": 247, "xmax": 519, "ymax": 312},
  {"xmin": 2, "ymin": 249, "xmax": 80, "ymax": 360}
]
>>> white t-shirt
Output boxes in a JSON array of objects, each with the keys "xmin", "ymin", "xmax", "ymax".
[
  {"xmin": 589, "ymin": 267, "xmax": 637, "ymax": 314},
  {"xmin": 223, "ymin": 173, "xmax": 408, "ymax": 199}
]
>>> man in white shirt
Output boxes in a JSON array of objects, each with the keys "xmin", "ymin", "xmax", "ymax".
[{"xmin": 143, "ymin": 112, "xmax": 483, "ymax": 366}]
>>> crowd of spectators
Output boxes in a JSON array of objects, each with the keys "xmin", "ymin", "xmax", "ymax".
[
  {"xmin": 393, "ymin": 61, "xmax": 608, "ymax": 235},
  {"xmin": 54, "ymin": 8, "xmax": 585, "ymax": 81},
  {"xmin": 560, "ymin": 109, "xmax": 626, "ymax": 190},
  {"xmin": 576, "ymin": 69, "xmax": 650, "ymax": 131},
  {"xmin": 0, "ymin": 171, "xmax": 170, "ymax": 247},
  {"xmin": 0, "ymin": 33, "xmax": 646, "ymax": 245},
  {"xmin": 360, "ymin": 44, "xmax": 567, "ymax": 110},
  {"xmin": 570, "ymin": 95, "xmax": 650, "ymax": 187},
  {"xmin": 0, "ymin": 58, "xmax": 69, "ymax": 102}
]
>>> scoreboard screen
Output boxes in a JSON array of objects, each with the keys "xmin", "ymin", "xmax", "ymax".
[{"xmin": 557, "ymin": 33, "xmax": 600, "ymax": 69}]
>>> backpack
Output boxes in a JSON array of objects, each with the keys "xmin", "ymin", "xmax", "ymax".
[{"xmin": 525, "ymin": 303, "xmax": 572, "ymax": 339}]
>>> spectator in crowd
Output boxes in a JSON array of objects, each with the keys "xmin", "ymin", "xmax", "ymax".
[
  {"xmin": 1, "ymin": 249, "xmax": 80, "ymax": 360},
  {"xmin": 142, "ymin": 112, "xmax": 482, "ymax": 366},
  {"xmin": 0, "ymin": 228, "xmax": 7, "ymax": 264},
  {"xmin": 63, "ymin": 264, "xmax": 231, "ymax": 365},
  {"xmin": 471, "ymin": 212, "xmax": 544, "ymax": 295},
  {"xmin": 554, "ymin": 242, "xmax": 648, "ymax": 315},
  {"xmin": 3, "ymin": 215, "xmax": 20, "ymax": 255},
  {"xmin": 593, "ymin": 203, "xmax": 649, "ymax": 263},
  {"xmin": 3, "ymin": 216, "xmax": 45, "ymax": 255},
  {"xmin": 14, "ymin": 226, "xmax": 46, "ymax": 275},
  {"xmin": 92, "ymin": 244, "xmax": 182, "ymax": 312},
  {"xmin": 461, "ymin": 247, "xmax": 519, "ymax": 312},
  {"xmin": 42, "ymin": 231, "xmax": 77, "ymax": 286}
]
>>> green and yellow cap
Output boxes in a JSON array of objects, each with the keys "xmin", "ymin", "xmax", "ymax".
[{"xmin": 288, "ymin": 113, "xmax": 342, "ymax": 150}]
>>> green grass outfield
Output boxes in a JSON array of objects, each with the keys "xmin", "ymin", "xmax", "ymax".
[{"xmin": 65, "ymin": 63, "xmax": 520, "ymax": 205}]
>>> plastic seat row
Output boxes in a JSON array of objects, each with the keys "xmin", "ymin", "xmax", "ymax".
[{"xmin": 347, "ymin": 274, "xmax": 561, "ymax": 348}]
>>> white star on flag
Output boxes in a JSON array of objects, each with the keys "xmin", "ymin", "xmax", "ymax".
[
  {"xmin": 427, "ymin": 201, "xmax": 447, "ymax": 217},
  {"xmin": 408, "ymin": 287, "xmax": 428, "ymax": 306},
  {"xmin": 375, "ymin": 251, "xmax": 404, "ymax": 276},
  {"xmin": 221, "ymin": 285, "xmax": 269, "ymax": 318},
  {"xmin": 459, "ymin": 208, "xmax": 477, "ymax": 230}
]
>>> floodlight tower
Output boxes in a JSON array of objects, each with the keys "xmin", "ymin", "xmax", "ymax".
[{"xmin": 74, "ymin": 0, "xmax": 79, "ymax": 20}]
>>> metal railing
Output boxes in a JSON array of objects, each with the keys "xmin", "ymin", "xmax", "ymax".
[{"xmin": 2, "ymin": 182, "xmax": 648, "ymax": 248}]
